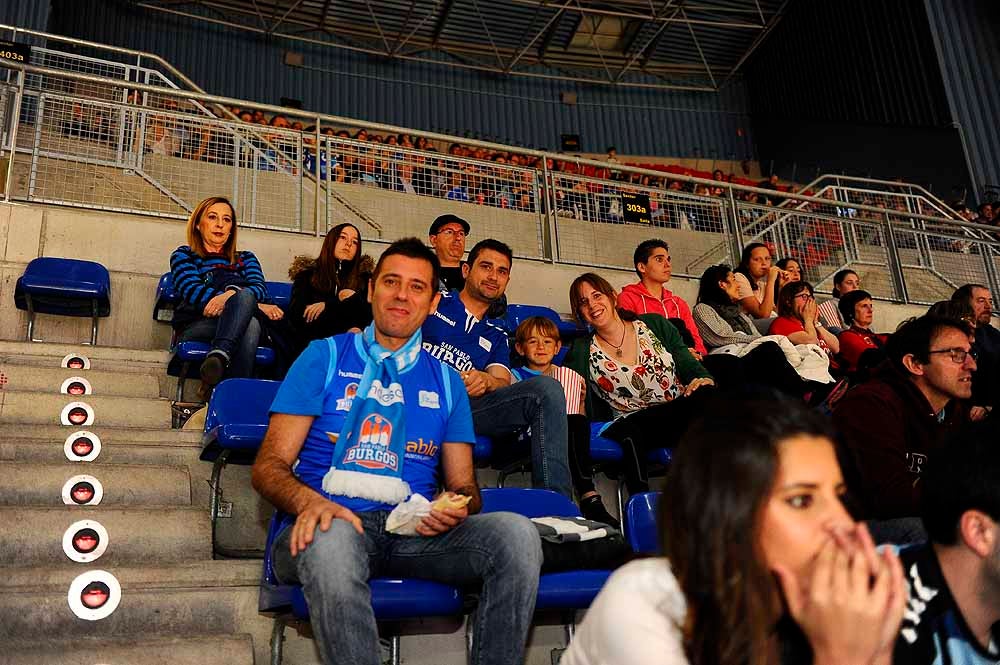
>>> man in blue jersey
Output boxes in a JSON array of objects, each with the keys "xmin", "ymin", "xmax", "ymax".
[
  {"xmin": 252, "ymin": 238, "xmax": 542, "ymax": 665},
  {"xmin": 421, "ymin": 238, "xmax": 572, "ymax": 498},
  {"xmin": 892, "ymin": 420, "xmax": 1000, "ymax": 664}
]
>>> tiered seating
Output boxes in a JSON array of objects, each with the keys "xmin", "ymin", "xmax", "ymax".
[
  {"xmin": 13, "ymin": 257, "xmax": 111, "ymax": 345},
  {"xmin": 624, "ymin": 492, "xmax": 662, "ymax": 555}
]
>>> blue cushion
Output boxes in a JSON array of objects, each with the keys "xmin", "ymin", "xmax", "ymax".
[
  {"xmin": 500, "ymin": 304, "xmax": 586, "ymax": 339},
  {"xmin": 201, "ymin": 378, "xmax": 282, "ymax": 462},
  {"xmin": 14, "ymin": 257, "xmax": 111, "ymax": 317},
  {"xmin": 589, "ymin": 422, "xmax": 672, "ymax": 465},
  {"xmin": 266, "ymin": 281, "xmax": 292, "ymax": 310},
  {"xmin": 625, "ymin": 492, "xmax": 662, "ymax": 555},
  {"xmin": 535, "ymin": 570, "xmax": 612, "ymax": 610},
  {"xmin": 480, "ymin": 487, "xmax": 580, "ymax": 518}
]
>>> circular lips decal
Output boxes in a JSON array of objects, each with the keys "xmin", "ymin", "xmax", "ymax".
[
  {"xmin": 62, "ymin": 475, "xmax": 104, "ymax": 506},
  {"xmin": 60, "ymin": 402, "xmax": 95, "ymax": 427},
  {"xmin": 60, "ymin": 377, "xmax": 93, "ymax": 396},
  {"xmin": 64, "ymin": 431, "xmax": 102, "ymax": 462},
  {"xmin": 67, "ymin": 570, "xmax": 121, "ymax": 620},
  {"xmin": 61, "ymin": 354, "xmax": 91, "ymax": 370},
  {"xmin": 62, "ymin": 519, "xmax": 109, "ymax": 563}
]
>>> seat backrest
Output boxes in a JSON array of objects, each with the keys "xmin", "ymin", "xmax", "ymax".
[
  {"xmin": 479, "ymin": 487, "xmax": 580, "ymax": 518},
  {"xmin": 262, "ymin": 511, "xmax": 288, "ymax": 586},
  {"xmin": 501, "ymin": 304, "xmax": 560, "ymax": 335},
  {"xmin": 625, "ymin": 492, "xmax": 662, "ymax": 554},
  {"xmin": 266, "ymin": 281, "xmax": 293, "ymax": 310},
  {"xmin": 153, "ymin": 272, "xmax": 178, "ymax": 322},
  {"xmin": 204, "ymin": 378, "xmax": 282, "ymax": 433},
  {"xmin": 25, "ymin": 257, "xmax": 111, "ymax": 293}
]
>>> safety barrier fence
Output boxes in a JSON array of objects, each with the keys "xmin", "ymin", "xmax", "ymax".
[{"xmin": 1, "ymin": 59, "xmax": 998, "ymax": 308}]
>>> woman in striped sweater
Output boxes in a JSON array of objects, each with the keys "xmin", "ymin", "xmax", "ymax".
[{"xmin": 169, "ymin": 196, "xmax": 283, "ymax": 390}]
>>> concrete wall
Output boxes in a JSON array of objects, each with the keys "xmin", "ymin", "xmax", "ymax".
[{"xmin": 1, "ymin": 201, "xmax": 946, "ymax": 350}]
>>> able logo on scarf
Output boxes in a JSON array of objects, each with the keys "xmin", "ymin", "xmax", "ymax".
[{"xmin": 338, "ymin": 414, "xmax": 400, "ymax": 471}]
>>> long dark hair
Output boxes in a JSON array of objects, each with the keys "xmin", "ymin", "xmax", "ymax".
[
  {"xmin": 697, "ymin": 264, "xmax": 734, "ymax": 307},
  {"xmin": 662, "ymin": 395, "xmax": 834, "ymax": 665},
  {"xmin": 734, "ymin": 242, "xmax": 769, "ymax": 292},
  {"xmin": 313, "ymin": 223, "xmax": 365, "ymax": 293}
]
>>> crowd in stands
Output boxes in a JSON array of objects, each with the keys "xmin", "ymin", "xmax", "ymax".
[{"xmin": 166, "ymin": 196, "xmax": 998, "ymax": 664}]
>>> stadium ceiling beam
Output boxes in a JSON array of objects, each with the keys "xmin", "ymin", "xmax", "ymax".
[
  {"xmin": 391, "ymin": 0, "xmax": 440, "ymax": 55},
  {"xmin": 430, "ymin": 0, "xmax": 455, "ymax": 46},
  {"xmin": 615, "ymin": 0, "xmax": 683, "ymax": 82},
  {"xmin": 361, "ymin": 0, "xmax": 393, "ymax": 53},
  {"xmin": 470, "ymin": 0, "xmax": 507, "ymax": 69},
  {"xmin": 504, "ymin": 0, "xmax": 762, "ymax": 28},
  {"xmin": 318, "ymin": 0, "xmax": 335, "ymax": 28},
  {"xmin": 574, "ymin": 0, "xmax": 616, "ymax": 83},
  {"xmin": 506, "ymin": 0, "xmax": 575, "ymax": 72},
  {"xmin": 136, "ymin": 1, "xmax": 719, "ymax": 90},
  {"xmin": 269, "ymin": 0, "xmax": 306, "ymax": 34},
  {"xmin": 721, "ymin": 0, "xmax": 790, "ymax": 87},
  {"xmin": 248, "ymin": 0, "xmax": 269, "ymax": 30},
  {"xmin": 681, "ymin": 6, "xmax": 717, "ymax": 89}
]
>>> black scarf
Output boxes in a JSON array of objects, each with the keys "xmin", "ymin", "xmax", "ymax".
[{"xmin": 713, "ymin": 302, "xmax": 755, "ymax": 335}]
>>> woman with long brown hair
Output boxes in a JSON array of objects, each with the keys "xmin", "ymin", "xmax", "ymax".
[
  {"xmin": 562, "ymin": 396, "xmax": 907, "ymax": 665},
  {"xmin": 287, "ymin": 222, "xmax": 373, "ymax": 347}
]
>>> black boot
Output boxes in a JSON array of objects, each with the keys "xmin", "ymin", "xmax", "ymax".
[{"xmin": 580, "ymin": 493, "xmax": 620, "ymax": 529}]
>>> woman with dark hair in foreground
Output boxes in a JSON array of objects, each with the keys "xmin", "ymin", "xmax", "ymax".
[{"xmin": 561, "ymin": 396, "xmax": 906, "ymax": 665}]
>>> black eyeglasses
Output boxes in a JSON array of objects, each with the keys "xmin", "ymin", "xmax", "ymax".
[{"xmin": 927, "ymin": 347, "xmax": 977, "ymax": 364}]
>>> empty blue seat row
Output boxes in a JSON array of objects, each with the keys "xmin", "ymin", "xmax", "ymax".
[{"xmin": 14, "ymin": 257, "xmax": 111, "ymax": 345}]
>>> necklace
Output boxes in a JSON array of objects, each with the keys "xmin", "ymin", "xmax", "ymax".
[{"xmin": 596, "ymin": 320, "xmax": 628, "ymax": 358}]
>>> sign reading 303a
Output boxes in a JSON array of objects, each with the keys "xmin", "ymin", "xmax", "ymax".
[{"xmin": 621, "ymin": 191, "xmax": 652, "ymax": 224}]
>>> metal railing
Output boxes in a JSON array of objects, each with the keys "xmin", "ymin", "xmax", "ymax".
[
  {"xmin": 794, "ymin": 174, "xmax": 963, "ymax": 221},
  {"xmin": 1, "ymin": 57, "xmax": 998, "ymax": 308}
]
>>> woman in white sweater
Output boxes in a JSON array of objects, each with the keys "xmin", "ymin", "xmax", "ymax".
[{"xmin": 562, "ymin": 396, "xmax": 906, "ymax": 665}]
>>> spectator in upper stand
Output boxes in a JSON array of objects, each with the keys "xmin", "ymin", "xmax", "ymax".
[
  {"xmin": 427, "ymin": 214, "xmax": 469, "ymax": 293},
  {"xmin": 252, "ymin": 238, "xmax": 542, "ymax": 665},
  {"xmin": 836, "ymin": 289, "xmax": 888, "ymax": 376},
  {"xmin": 833, "ymin": 315, "xmax": 974, "ymax": 526},
  {"xmin": 817, "ymin": 269, "xmax": 861, "ymax": 331},
  {"xmin": 769, "ymin": 281, "xmax": 841, "ymax": 365},
  {"xmin": 691, "ymin": 264, "xmax": 812, "ymax": 397},
  {"xmin": 511, "ymin": 316, "xmax": 617, "ymax": 526},
  {"xmin": 605, "ymin": 146, "xmax": 619, "ymax": 165},
  {"xmin": 562, "ymin": 396, "xmax": 906, "ymax": 665},
  {"xmin": 564, "ymin": 273, "xmax": 716, "ymax": 494},
  {"xmin": 444, "ymin": 171, "xmax": 469, "ymax": 202},
  {"xmin": 618, "ymin": 239, "xmax": 707, "ymax": 356},
  {"xmin": 421, "ymin": 239, "xmax": 572, "ymax": 499},
  {"xmin": 286, "ymin": 223, "xmax": 373, "ymax": 350},
  {"xmin": 776, "ymin": 257, "xmax": 802, "ymax": 282},
  {"xmin": 169, "ymin": 196, "xmax": 284, "ymax": 392},
  {"xmin": 733, "ymin": 242, "xmax": 790, "ymax": 319},
  {"xmin": 893, "ymin": 420, "xmax": 1000, "ymax": 664},
  {"xmin": 975, "ymin": 202, "xmax": 994, "ymax": 225},
  {"xmin": 951, "ymin": 283, "xmax": 999, "ymax": 420}
]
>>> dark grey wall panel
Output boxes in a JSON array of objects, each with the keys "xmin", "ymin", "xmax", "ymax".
[
  {"xmin": 1, "ymin": 0, "xmax": 52, "ymax": 44},
  {"xmin": 924, "ymin": 0, "xmax": 1000, "ymax": 199},
  {"xmin": 47, "ymin": 0, "xmax": 754, "ymax": 160}
]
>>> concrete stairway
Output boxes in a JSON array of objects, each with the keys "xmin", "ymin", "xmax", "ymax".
[{"xmin": 0, "ymin": 340, "xmax": 294, "ymax": 665}]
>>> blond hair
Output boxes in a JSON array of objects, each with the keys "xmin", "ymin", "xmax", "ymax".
[{"xmin": 186, "ymin": 196, "xmax": 238, "ymax": 263}]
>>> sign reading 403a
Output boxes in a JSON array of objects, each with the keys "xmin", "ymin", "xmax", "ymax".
[
  {"xmin": 0, "ymin": 40, "xmax": 31, "ymax": 64},
  {"xmin": 621, "ymin": 191, "xmax": 652, "ymax": 225}
]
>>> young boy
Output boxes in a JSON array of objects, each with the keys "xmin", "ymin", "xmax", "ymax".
[{"xmin": 512, "ymin": 316, "xmax": 618, "ymax": 526}]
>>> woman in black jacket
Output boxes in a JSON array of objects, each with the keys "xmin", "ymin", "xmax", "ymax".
[{"xmin": 287, "ymin": 223, "xmax": 373, "ymax": 350}]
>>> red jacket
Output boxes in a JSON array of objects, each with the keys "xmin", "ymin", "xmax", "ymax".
[{"xmin": 618, "ymin": 282, "xmax": 707, "ymax": 355}]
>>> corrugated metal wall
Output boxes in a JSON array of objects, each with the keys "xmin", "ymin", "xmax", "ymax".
[
  {"xmin": 1, "ymin": 0, "xmax": 51, "ymax": 44},
  {"xmin": 46, "ymin": 0, "xmax": 754, "ymax": 160},
  {"xmin": 924, "ymin": 0, "xmax": 1000, "ymax": 199}
]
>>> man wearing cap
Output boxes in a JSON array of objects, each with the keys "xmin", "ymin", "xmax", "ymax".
[{"xmin": 428, "ymin": 214, "xmax": 469, "ymax": 292}]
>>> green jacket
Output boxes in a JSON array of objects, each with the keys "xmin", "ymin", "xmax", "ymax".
[{"xmin": 563, "ymin": 314, "xmax": 713, "ymax": 422}]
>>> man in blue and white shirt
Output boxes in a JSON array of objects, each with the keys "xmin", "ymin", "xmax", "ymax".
[
  {"xmin": 421, "ymin": 238, "xmax": 572, "ymax": 498},
  {"xmin": 252, "ymin": 238, "xmax": 541, "ymax": 665},
  {"xmin": 893, "ymin": 420, "xmax": 1000, "ymax": 664}
]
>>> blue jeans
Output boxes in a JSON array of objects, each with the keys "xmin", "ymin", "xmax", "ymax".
[
  {"xmin": 272, "ymin": 510, "xmax": 542, "ymax": 665},
  {"xmin": 471, "ymin": 375, "xmax": 572, "ymax": 498},
  {"xmin": 177, "ymin": 288, "xmax": 261, "ymax": 378}
]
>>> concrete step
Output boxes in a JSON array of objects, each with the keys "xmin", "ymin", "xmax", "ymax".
[
  {"xmin": 0, "ymin": 340, "xmax": 169, "ymax": 373},
  {"xmin": 0, "ymin": 391, "xmax": 171, "ymax": 429},
  {"xmin": 0, "ymin": 560, "xmax": 263, "ymax": 641},
  {"xmin": 0, "ymin": 432, "xmax": 203, "ymax": 468},
  {"xmin": 1, "ymin": 506, "xmax": 211, "ymax": 565},
  {"xmin": 0, "ymin": 363, "xmax": 162, "ymax": 399},
  {"xmin": 0, "ymin": 462, "xmax": 191, "ymax": 507},
  {"xmin": 4, "ymin": 634, "xmax": 256, "ymax": 665}
]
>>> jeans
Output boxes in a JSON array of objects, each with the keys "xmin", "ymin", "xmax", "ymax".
[
  {"xmin": 471, "ymin": 375, "xmax": 573, "ymax": 498},
  {"xmin": 177, "ymin": 288, "xmax": 261, "ymax": 378},
  {"xmin": 272, "ymin": 510, "xmax": 542, "ymax": 665}
]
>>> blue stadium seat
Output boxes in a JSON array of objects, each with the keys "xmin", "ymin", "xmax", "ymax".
[
  {"xmin": 624, "ymin": 492, "xmax": 662, "ymax": 555},
  {"xmin": 201, "ymin": 378, "xmax": 280, "ymax": 557},
  {"xmin": 500, "ymin": 304, "xmax": 586, "ymax": 340},
  {"xmin": 260, "ymin": 511, "xmax": 464, "ymax": 665},
  {"xmin": 14, "ymin": 257, "xmax": 111, "ymax": 345},
  {"xmin": 152, "ymin": 272, "xmax": 289, "ymax": 417},
  {"xmin": 479, "ymin": 487, "xmax": 612, "ymax": 611}
]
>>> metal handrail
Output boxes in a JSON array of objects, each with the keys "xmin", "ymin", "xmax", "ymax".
[{"xmin": 796, "ymin": 173, "xmax": 962, "ymax": 220}]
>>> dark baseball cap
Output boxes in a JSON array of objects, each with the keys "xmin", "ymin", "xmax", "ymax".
[{"xmin": 429, "ymin": 214, "xmax": 471, "ymax": 235}]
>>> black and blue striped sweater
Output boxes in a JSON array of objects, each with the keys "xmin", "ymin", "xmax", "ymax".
[{"xmin": 169, "ymin": 245, "xmax": 269, "ymax": 310}]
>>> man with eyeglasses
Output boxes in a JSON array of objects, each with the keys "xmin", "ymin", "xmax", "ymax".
[
  {"xmin": 428, "ymin": 214, "xmax": 470, "ymax": 292},
  {"xmin": 834, "ymin": 315, "xmax": 974, "ymax": 540},
  {"xmin": 951, "ymin": 284, "xmax": 998, "ymax": 421}
]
